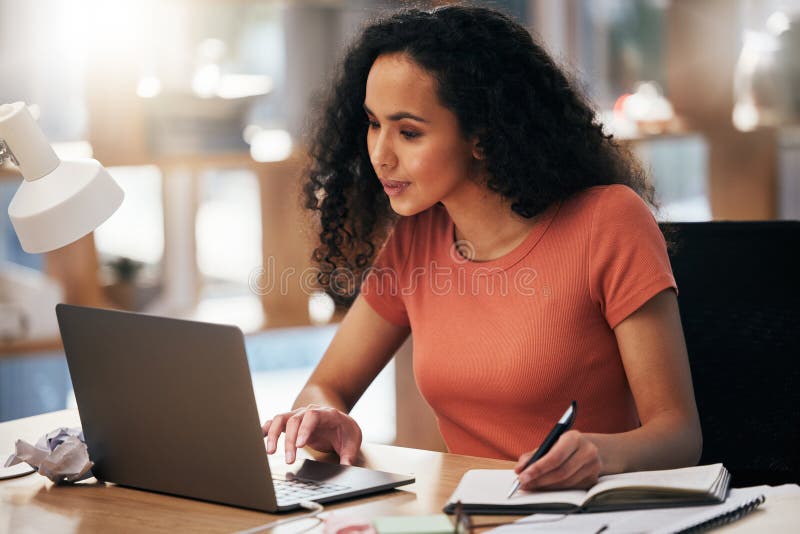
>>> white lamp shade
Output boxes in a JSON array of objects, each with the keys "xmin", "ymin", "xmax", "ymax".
[
  {"xmin": 8, "ymin": 159, "xmax": 124, "ymax": 253},
  {"xmin": 1, "ymin": 101, "xmax": 124, "ymax": 253}
]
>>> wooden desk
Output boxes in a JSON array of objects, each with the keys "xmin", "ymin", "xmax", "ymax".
[
  {"xmin": 0, "ymin": 410, "xmax": 509, "ymax": 532},
  {"xmin": 1, "ymin": 411, "xmax": 798, "ymax": 533}
]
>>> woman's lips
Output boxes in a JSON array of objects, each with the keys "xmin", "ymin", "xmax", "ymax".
[{"xmin": 380, "ymin": 179, "xmax": 411, "ymax": 197}]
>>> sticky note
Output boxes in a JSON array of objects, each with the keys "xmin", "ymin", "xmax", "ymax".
[{"xmin": 373, "ymin": 514, "xmax": 454, "ymax": 534}]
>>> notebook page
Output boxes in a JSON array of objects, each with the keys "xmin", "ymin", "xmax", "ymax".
[
  {"xmin": 584, "ymin": 463, "xmax": 723, "ymax": 502},
  {"xmin": 448, "ymin": 470, "xmax": 587, "ymax": 507}
]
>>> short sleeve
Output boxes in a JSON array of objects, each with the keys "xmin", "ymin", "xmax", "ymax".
[
  {"xmin": 589, "ymin": 185, "xmax": 677, "ymax": 329},
  {"xmin": 359, "ymin": 217, "xmax": 413, "ymax": 327}
]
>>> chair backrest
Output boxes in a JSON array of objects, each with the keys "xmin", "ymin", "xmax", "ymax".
[{"xmin": 662, "ymin": 221, "xmax": 800, "ymax": 486}]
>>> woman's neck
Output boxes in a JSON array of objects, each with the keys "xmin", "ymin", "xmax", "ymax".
[{"xmin": 443, "ymin": 181, "xmax": 538, "ymax": 262}]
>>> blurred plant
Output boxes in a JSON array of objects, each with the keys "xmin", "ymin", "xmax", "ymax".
[{"xmin": 107, "ymin": 256, "xmax": 143, "ymax": 283}]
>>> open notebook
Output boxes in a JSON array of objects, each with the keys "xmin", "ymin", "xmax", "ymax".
[{"xmin": 444, "ymin": 463, "xmax": 730, "ymax": 514}]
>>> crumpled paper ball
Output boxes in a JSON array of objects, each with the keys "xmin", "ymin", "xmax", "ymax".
[{"xmin": 4, "ymin": 427, "xmax": 94, "ymax": 484}]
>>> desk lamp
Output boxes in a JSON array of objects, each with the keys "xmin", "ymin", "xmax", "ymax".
[{"xmin": 0, "ymin": 101, "xmax": 124, "ymax": 253}]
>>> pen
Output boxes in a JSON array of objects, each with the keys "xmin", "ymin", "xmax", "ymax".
[{"xmin": 506, "ymin": 400, "xmax": 577, "ymax": 499}]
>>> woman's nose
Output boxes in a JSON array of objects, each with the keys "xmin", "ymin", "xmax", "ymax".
[{"xmin": 370, "ymin": 133, "xmax": 397, "ymax": 170}]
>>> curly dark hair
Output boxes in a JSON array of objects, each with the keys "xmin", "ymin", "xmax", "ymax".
[{"xmin": 303, "ymin": 4, "xmax": 657, "ymax": 307}]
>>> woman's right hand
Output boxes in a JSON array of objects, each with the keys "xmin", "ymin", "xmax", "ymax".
[{"xmin": 262, "ymin": 404, "xmax": 363, "ymax": 465}]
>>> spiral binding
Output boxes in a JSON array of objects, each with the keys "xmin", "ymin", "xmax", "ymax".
[{"xmin": 680, "ymin": 494, "xmax": 765, "ymax": 533}]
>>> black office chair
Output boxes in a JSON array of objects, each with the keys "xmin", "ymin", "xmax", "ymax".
[{"xmin": 662, "ymin": 221, "xmax": 800, "ymax": 487}]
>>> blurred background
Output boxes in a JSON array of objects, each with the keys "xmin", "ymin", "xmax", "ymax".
[{"xmin": 1, "ymin": 0, "xmax": 798, "ymax": 449}]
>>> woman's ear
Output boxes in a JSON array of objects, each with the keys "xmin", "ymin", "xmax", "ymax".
[{"xmin": 471, "ymin": 138, "xmax": 485, "ymax": 160}]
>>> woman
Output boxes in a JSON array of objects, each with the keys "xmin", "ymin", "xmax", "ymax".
[{"xmin": 263, "ymin": 5, "xmax": 701, "ymax": 491}]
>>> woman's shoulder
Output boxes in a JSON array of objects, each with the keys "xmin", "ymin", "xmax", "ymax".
[
  {"xmin": 568, "ymin": 183, "xmax": 643, "ymax": 205},
  {"xmin": 563, "ymin": 184, "xmax": 654, "ymax": 224}
]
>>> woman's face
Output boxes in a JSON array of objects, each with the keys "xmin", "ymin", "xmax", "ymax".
[{"xmin": 365, "ymin": 53, "xmax": 481, "ymax": 216}]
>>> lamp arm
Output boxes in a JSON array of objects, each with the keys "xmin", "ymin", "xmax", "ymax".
[{"xmin": 0, "ymin": 138, "xmax": 20, "ymax": 166}]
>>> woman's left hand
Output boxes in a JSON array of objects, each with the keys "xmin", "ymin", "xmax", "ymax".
[{"xmin": 513, "ymin": 430, "xmax": 604, "ymax": 490}]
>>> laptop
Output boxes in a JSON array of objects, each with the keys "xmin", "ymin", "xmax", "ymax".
[{"xmin": 55, "ymin": 304, "xmax": 414, "ymax": 512}]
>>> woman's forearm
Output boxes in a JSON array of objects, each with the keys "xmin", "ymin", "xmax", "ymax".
[{"xmin": 586, "ymin": 412, "xmax": 703, "ymax": 475}]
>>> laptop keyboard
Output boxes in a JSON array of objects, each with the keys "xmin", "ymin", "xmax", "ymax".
[{"xmin": 272, "ymin": 473, "xmax": 351, "ymax": 504}]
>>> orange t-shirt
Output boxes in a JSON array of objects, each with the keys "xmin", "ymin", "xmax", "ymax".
[{"xmin": 360, "ymin": 184, "xmax": 677, "ymax": 460}]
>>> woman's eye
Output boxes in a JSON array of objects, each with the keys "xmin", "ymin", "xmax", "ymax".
[
  {"xmin": 401, "ymin": 130, "xmax": 420, "ymax": 139},
  {"xmin": 367, "ymin": 119, "xmax": 379, "ymax": 129}
]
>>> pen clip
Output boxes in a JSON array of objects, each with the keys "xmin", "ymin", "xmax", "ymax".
[{"xmin": 560, "ymin": 400, "xmax": 578, "ymax": 428}]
